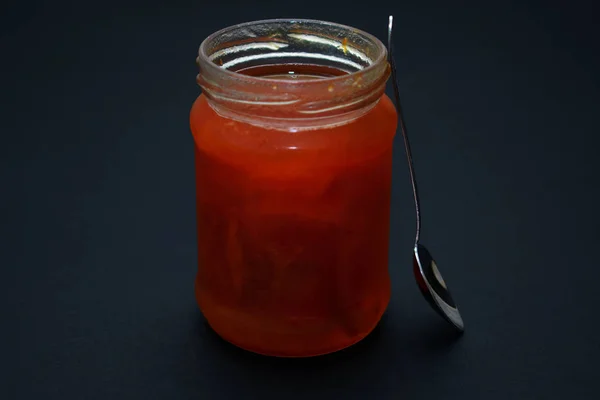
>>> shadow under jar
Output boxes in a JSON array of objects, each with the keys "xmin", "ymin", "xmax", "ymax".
[{"xmin": 190, "ymin": 19, "xmax": 397, "ymax": 357}]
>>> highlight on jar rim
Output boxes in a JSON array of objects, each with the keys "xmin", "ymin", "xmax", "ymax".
[{"xmin": 197, "ymin": 18, "xmax": 388, "ymax": 81}]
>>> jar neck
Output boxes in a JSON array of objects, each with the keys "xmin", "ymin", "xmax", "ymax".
[{"xmin": 196, "ymin": 19, "xmax": 390, "ymax": 131}]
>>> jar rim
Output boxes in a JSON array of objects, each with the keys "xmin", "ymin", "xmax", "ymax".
[
  {"xmin": 196, "ymin": 18, "xmax": 390, "ymax": 129},
  {"xmin": 198, "ymin": 18, "xmax": 388, "ymax": 85}
]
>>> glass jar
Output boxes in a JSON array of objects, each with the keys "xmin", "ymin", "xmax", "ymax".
[{"xmin": 190, "ymin": 19, "xmax": 397, "ymax": 357}]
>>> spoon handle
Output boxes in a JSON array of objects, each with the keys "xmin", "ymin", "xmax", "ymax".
[{"xmin": 387, "ymin": 15, "xmax": 422, "ymax": 245}]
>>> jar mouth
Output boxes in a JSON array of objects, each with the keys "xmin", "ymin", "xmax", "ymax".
[
  {"xmin": 198, "ymin": 18, "xmax": 388, "ymax": 85},
  {"xmin": 196, "ymin": 18, "xmax": 390, "ymax": 129}
]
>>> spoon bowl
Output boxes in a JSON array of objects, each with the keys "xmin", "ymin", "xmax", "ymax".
[{"xmin": 413, "ymin": 245, "xmax": 464, "ymax": 331}]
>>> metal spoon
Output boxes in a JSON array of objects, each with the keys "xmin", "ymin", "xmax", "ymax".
[{"xmin": 387, "ymin": 15, "xmax": 465, "ymax": 332}]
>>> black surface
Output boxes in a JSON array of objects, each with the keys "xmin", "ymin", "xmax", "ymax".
[{"xmin": 2, "ymin": 0, "xmax": 599, "ymax": 398}]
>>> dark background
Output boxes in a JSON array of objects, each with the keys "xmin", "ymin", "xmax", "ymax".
[{"xmin": 2, "ymin": 0, "xmax": 599, "ymax": 398}]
